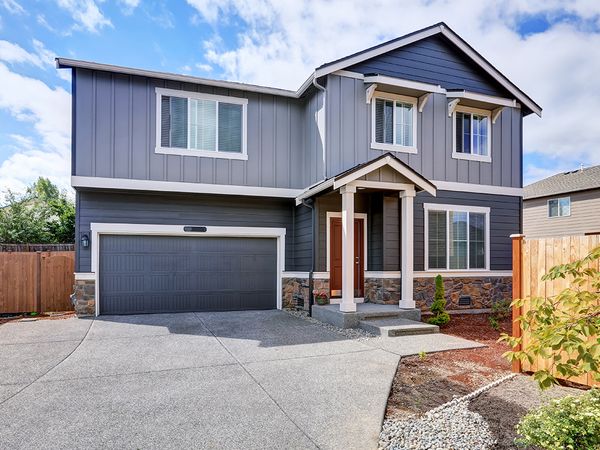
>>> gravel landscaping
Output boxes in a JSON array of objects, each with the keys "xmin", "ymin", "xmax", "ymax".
[{"xmin": 285, "ymin": 309, "xmax": 379, "ymax": 341}]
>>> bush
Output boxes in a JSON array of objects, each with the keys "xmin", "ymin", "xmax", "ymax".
[
  {"xmin": 427, "ymin": 275, "xmax": 450, "ymax": 326},
  {"xmin": 515, "ymin": 389, "xmax": 600, "ymax": 450},
  {"xmin": 489, "ymin": 298, "xmax": 511, "ymax": 330}
]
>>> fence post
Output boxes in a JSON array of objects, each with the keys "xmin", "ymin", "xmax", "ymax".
[
  {"xmin": 35, "ymin": 251, "xmax": 42, "ymax": 313},
  {"xmin": 510, "ymin": 234, "xmax": 524, "ymax": 373}
]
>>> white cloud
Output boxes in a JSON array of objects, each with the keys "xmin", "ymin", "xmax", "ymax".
[
  {"xmin": 187, "ymin": 0, "xmax": 600, "ymax": 180},
  {"xmin": 0, "ymin": 39, "xmax": 55, "ymax": 69},
  {"xmin": 118, "ymin": 0, "xmax": 140, "ymax": 15},
  {"xmin": 0, "ymin": 0, "xmax": 25, "ymax": 15},
  {"xmin": 56, "ymin": 0, "xmax": 112, "ymax": 33},
  {"xmin": 0, "ymin": 61, "xmax": 71, "ymax": 196},
  {"xmin": 195, "ymin": 62, "xmax": 212, "ymax": 72}
]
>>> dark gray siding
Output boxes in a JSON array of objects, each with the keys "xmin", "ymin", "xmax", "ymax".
[
  {"xmin": 382, "ymin": 195, "xmax": 400, "ymax": 270},
  {"xmin": 325, "ymin": 74, "xmax": 522, "ymax": 188},
  {"xmin": 294, "ymin": 204, "xmax": 313, "ymax": 271},
  {"xmin": 74, "ymin": 68, "xmax": 308, "ymax": 189},
  {"xmin": 368, "ymin": 193, "xmax": 383, "ymax": 271},
  {"xmin": 348, "ymin": 35, "xmax": 507, "ymax": 97},
  {"xmin": 76, "ymin": 190, "xmax": 296, "ymax": 272},
  {"xmin": 414, "ymin": 190, "xmax": 521, "ymax": 271}
]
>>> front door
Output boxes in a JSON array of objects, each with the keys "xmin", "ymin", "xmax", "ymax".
[{"xmin": 330, "ymin": 217, "xmax": 364, "ymax": 298}]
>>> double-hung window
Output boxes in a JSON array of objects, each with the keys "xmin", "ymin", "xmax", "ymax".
[
  {"xmin": 425, "ymin": 204, "xmax": 490, "ymax": 271},
  {"xmin": 371, "ymin": 92, "xmax": 417, "ymax": 153},
  {"xmin": 156, "ymin": 88, "xmax": 247, "ymax": 160},
  {"xmin": 453, "ymin": 106, "xmax": 491, "ymax": 162},
  {"xmin": 548, "ymin": 197, "xmax": 570, "ymax": 217}
]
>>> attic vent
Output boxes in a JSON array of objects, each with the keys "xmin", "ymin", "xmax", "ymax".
[{"xmin": 458, "ymin": 296, "xmax": 472, "ymax": 306}]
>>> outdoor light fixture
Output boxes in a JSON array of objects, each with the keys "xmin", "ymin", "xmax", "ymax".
[{"xmin": 81, "ymin": 234, "xmax": 90, "ymax": 249}]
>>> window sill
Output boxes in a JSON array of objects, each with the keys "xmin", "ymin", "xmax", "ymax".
[
  {"xmin": 371, "ymin": 142, "xmax": 418, "ymax": 154},
  {"xmin": 421, "ymin": 269, "xmax": 491, "ymax": 276},
  {"xmin": 452, "ymin": 152, "xmax": 491, "ymax": 163},
  {"xmin": 155, "ymin": 147, "xmax": 248, "ymax": 160}
]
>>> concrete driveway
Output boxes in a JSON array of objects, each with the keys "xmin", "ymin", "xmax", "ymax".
[{"xmin": 0, "ymin": 311, "xmax": 480, "ymax": 449}]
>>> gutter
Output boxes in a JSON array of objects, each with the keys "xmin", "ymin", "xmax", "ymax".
[{"xmin": 301, "ymin": 198, "xmax": 316, "ymax": 317}]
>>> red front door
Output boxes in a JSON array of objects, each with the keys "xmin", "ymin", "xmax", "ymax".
[{"xmin": 330, "ymin": 217, "xmax": 364, "ymax": 298}]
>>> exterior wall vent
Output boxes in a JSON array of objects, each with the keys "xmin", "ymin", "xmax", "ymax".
[{"xmin": 458, "ymin": 295, "xmax": 472, "ymax": 306}]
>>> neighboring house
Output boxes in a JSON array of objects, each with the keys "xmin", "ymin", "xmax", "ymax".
[
  {"xmin": 524, "ymin": 165, "xmax": 600, "ymax": 237},
  {"xmin": 59, "ymin": 22, "xmax": 541, "ymax": 317}
]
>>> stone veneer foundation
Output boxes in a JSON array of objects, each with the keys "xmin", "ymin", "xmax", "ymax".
[
  {"xmin": 283, "ymin": 275, "xmax": 512, "ymax": 311},
  {"xmin": 71, "ymin": 279, "xmax": 96, "ymax": 316}
]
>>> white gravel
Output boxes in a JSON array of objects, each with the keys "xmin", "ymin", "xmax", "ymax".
[
  {"xmin": 285, "ymin": 309, "xmax": 378, "ymax": 342},
  {"xmin": 379, "ymin": 400, "xmax": 496, "ymax": 450}
]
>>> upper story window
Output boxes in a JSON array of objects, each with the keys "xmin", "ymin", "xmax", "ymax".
[
  {"xmin": 424, "ymin": 203, "xmax": 490, "ymax": 271},
  {"xmin": 371, "ymin": 92, "xmax": 417, "ymax": 154},
  {"xmin": 452, "ymin": 105, "xmax": 491, "ymax": 163},
  {"xmin": 155, "ymin": 88, "xmax": 248, "ymax": 160},
  {"xmin": 548, "ymin": 197, "xmax": 570, "ymax": 217}
]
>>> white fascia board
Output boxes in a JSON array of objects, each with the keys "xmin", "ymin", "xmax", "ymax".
[
  {"xmin": 439, "ymin": 28, "xmax": 542, "ymax": 117},
  {"xmin": 432, "ymin": 180, "xmax": 523, "ymax": 197},
  {"xmin": 295, "ymin": 178, "xmax": 334, "ymax": 205},
  {"xmin": 72, "ymin": 176, "xmax": 302, "ymax": 198},
  {"xmin": 314, "ymin": 26, "xmax": 442, "ymax": 78},
  {"xmin": 446, "ymin": 90, "xmax": 516, "ymax": 108},
  {"xmin": 364, "ymin": 75, "xmax": 445, "ymax": 94}
]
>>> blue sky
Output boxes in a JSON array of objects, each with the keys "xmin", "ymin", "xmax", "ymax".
[{"xmin": 1, "ymin": 0, "xmax": 599, "ymax": 198}]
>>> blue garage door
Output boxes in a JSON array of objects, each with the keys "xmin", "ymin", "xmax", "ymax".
[{"xmin": 99, "ymin": 235, "xmax": 277, "ymax": 314}]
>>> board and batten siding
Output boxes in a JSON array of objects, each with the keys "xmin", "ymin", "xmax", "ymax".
[
  {"xmin": 76, "ymin": 190, "xmax": 300, "ymax": 273},
  {"xmin": 523, "ymin": 189, "xmax": 600, "ymax": 237},
  {"xmin": 73, "ymin": 68, "xmax": 312, "ymax": 189},
  {"xmin": 325, "ymin": 74, "xmax": 522, "ymax": 188}
]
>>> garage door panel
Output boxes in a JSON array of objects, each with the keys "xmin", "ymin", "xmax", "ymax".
[{"xmin": 99, "ymin": 235, "xmax": 277, "ymax": 315}]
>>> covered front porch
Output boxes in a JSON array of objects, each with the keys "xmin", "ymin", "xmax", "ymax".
[{"xmin": 295, "ymin": 153, "xmax": 437, "ymax": 317}]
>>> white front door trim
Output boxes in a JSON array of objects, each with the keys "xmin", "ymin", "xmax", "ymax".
[{"xmin": 90, "ymin": 223, "xmax": 286, "ymax": 316}]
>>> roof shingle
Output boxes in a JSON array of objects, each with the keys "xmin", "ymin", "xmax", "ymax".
[{"xmin": 524, "ymin": 165, "xmax": 600, "ymax": 200}]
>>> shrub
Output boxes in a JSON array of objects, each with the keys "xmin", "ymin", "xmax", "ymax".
[
  {"xmin": 515, "ymin": 389, "xmax": 600, "ymax": 450},
  {"xmin": 489, "ymin": 298, "xmax": 511, "ymax": 330},
  {"xmin": 427, "ymin": 275, "xmax": 450, "ymax": 326}
]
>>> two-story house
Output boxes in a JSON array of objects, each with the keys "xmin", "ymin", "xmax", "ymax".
[
  {"xmin": 59, "ymin": 22, "xmax": 541, "ymax": 317},
  {"xmin": 524, "ymin": 165, "xmax": 600, "ymax": 237}
]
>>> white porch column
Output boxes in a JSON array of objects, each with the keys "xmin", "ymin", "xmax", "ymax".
[
  {"xmin": 340, "ymin": 185, "xmax": 357, "ymax": 312},
  {"xmin": 400, "ymin": 189, "xmax": 416, "ymax": 309}
]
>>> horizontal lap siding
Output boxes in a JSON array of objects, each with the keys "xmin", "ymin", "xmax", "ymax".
[
  {"xmin": 294, "ymin": 205, "xmax": 313, "ymax": 271},
  {"xmin": 348, "ymin": 35, "xmax": 507, "ymax": 97},
  {"xmin": 414, "ymin": 191, "xmax": 521, "ymax": 271},
  {"xmin": 77, "ymin": 190, "xmax": 295, "ymax": 272},
  {"xmin": 74, "ymin": 68, "xmax": 308, "ymax": 189}
]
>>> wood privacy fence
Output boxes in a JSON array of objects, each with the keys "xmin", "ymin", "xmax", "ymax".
[
  {"xmin": 0, "ymin": 243, "xmax": 75, "ymax": 252},
  {"xmin": 512, "ymin": 234, "xmax": 600, "ymax": 388},
  {"xmin": 0, "ymin": 252, "xmax": 75, "ymax": 314}
]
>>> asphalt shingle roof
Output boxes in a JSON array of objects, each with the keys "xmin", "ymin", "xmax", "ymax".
[{"xmin": 524, "ymin": 164, "xmax": 600, "ymax": 200}]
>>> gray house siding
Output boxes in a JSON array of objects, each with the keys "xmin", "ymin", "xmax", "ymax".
[
  {"xmin": 347, "ymin": 35, "xmax": 508, "ymax": 97},
  {"xmin": 325, "ymin": 74, "xmax": 522, "ymax": 188},
  {"xmin": 523, "ymin": 188, "xmax": 600, "ymax": 237},
  {"xmin": 293, "ymin": 204, "xmax": 313, "ymax": 271},
  {"xmin": 76, "ymin": 190, "xmax": 297, "ymax": 272},
  {"xmin": 73, "ymin": 68, "xmax": 309, "ymax": 189},
  {"xmin": 304, "ymin": 89, "xmax": 325, "ymax": 185},
  {"xmin": 414, "ymin": 190, "xmax": 521, "ymax": 271}
]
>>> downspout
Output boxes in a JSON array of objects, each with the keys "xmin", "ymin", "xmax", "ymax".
[
  {"xmin": 312, "ymin": 76, "xmax": 327, "ymax": 181},
  {"xmin": 301, "ymin": 198, "xmax": 316, "ymax": 317}
]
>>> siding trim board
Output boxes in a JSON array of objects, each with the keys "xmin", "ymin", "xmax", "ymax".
[
  {"xmin": 90, "ymin": 222, "xmax": 287, "ymax": 316},
  {"xmin": 72, "ymin": 176, "xmax": 303, "ymax": 198}
]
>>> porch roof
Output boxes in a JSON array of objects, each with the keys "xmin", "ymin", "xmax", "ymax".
[{"xmin": 295, "ymin": 153, "xmax": 437, "ymax": 205}]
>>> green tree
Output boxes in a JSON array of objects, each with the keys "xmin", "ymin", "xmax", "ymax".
[
  {"xmin": 0, "ymin": 178, "xmax": 75, "ymax": 244},
  {"xmin": 427, "ymin": 274, "xmax": 450, "ymax": 326},
  {"xmin": 500, "ymin": 246, "xmax": 600, "ymax": 389}
]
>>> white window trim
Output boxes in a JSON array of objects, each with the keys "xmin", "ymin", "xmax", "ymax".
[
  {"xmin": 547, "ymin": 196, "xmax": 571, "ymax": 218},
  {"xmin": 423, "ymin": 203, "xmax": 491, "ymax": 272},
  {"xmin": 325, "ymin": 212, "xmax": 368, "ymax": 272},
  {"xmin": 155, "ymin": 87, "xmax": 248, "ymax": 160},
  {"xmin": 452, "ymin": 105, "xmax": 492, "ymax": 163},
  {"xmin": 89, "ymin": 223, "xmax": 286, "ymax": 316},
  {"xmin": 371, "ymin": 91, "xmax": 418, "ymax": 154}
]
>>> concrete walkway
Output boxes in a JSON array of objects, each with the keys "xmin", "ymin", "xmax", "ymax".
[{"xmin": 0, "ymin": 311, "xmax": 481, "ymax": 449}]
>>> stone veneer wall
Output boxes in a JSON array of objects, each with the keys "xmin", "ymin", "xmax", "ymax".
[
  {"xmin": 71, "ymin": 279, "xmax": 96, "ymax": 316},
  {"xmin": 282, "ymin": 277, "xmax": 329, "ymax": 310},
  {"xmin": 414, "ymin": 276, "xmax": 512, "ymax": 311},
  {"xmin": 364, "ymin": 278, "xmax": 401, "ymax": 304}
]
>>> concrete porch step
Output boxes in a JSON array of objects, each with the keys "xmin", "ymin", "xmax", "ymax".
[{"xmin": 359, "ymin": 318, "xmax": 439, "ymax": 337}]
